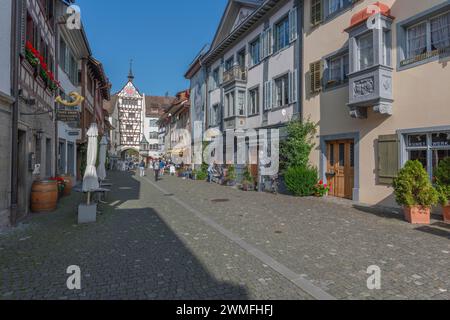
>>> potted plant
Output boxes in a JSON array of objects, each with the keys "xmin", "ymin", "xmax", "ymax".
[
  {"xmin": 50, "ymin": 177, "xmax": 66, "ymax": 199},
  {"xmin": 314, "ymin": 180, "xmax": 330, "ymax": 197},
  {"xmin": 241, "ymin": 167, "xmax": 254, "ymax": 191},
  {"xmin": 225, "ymin": 165, "xmax": 237, "ymax": 186},
  {"xmin": 434, "ymin": 157, "xmax": 450, "ymax": 223},
  {"xmin": 393, "ymin": 160, "xmax": 439, "ymax": 224}
]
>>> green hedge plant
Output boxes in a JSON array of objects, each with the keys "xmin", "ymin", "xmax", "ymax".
[
  {"xmin": 393, "ymin": 160, "xmax": 438, "ymax": 207},
  {"xmin": 434, "ymin": 157, "xmax": 450, "ymax": 206},
  {"xmin": 284, "ymin": 166, "xmax": 318, "ymax": 197}
]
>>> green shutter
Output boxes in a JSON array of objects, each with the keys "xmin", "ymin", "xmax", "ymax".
[{"xmin": 378, "ymin": 134, "xmax": 400, "ymax": 185}]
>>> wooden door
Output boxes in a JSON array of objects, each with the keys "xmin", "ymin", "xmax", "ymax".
[{"xmin": 326, "ymin": 140, "xmax": 355, "ymax": 200}]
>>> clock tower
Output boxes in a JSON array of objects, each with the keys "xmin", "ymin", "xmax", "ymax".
[{"xmin": 116, "ymin": 63, "xmax": 144, "ymax": 157}]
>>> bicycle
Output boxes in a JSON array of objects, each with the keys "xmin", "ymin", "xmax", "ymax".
[{"xmin": 261, "ymin": 175, "xmax": 279, "ymax": 194}]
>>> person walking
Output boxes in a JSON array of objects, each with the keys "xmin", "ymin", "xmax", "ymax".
[
  {"xmin": 159, "ymin": 159, "xmax": 165, "ymax": 176},
  {"xmin": 139, "ymin": 160, "xmax": 146, "ymax": 177},
  {"xmin": 170, "ymin": 164, "xmax": 176, "ymax": 176},
  {"xmin": 153, "ymin": 159, "xmax": 160, "ymax": 182}
]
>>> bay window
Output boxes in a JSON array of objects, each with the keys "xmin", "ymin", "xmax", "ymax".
[
  {"xmin": 237, "ymin": 90, "xmax": 246, "ymax": 116},
  {"xmin": 225, "ymin": 91, "xmax": 235, "ymax": 118},
  {"xmin": 357, "ymin": 32, "xmax": 374, "ymax": 70}
]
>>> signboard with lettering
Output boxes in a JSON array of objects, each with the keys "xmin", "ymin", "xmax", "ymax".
[{"xmin": 57, "ymin": 109, "xmax": 80, "ymax": 123}]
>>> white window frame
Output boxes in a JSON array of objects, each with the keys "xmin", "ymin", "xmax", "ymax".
[
  {"xmin": 357, "ymin": 32, "xmax": 374, "ymax": 71},
  {"xmin": 404, "ymin": 131, "xmax": 450, "ymax": 179},
  {"xmin": 273, "ymin": 74, "xmax": 289, "ymax": 108},
  {"xmin": 248, "ymin": 86, "xmax": 260, "ymax": 116},
  {"xmin": 326, "ymin": 52, "xmax": 349, "ymax": 86},
  {"xmin": 225, "ymin": 91, "xmax": 235, "ymax": 118},
  {"xmin": 406, "ymin": 10, "xmax": 450, "ymax": 59},
  {"xmin": 237, "ymin": 90, "xmax": 246, "ymax": 116},
  {"xmin": 249, "ymin": 36, "xmax": 261, "ymax": 67}
]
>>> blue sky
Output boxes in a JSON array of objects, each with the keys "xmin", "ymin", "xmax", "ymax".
[{"xmin": 76, "ymin": 0, "xmax": 228, "ymax": 96}]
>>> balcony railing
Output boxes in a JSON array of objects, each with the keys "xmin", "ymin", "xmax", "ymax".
[{"xmin": 223, "ymin": 65, "xmax": 247, "ymax": 84}]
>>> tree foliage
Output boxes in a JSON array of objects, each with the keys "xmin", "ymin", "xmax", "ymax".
[
  {"xmin": 434, "ymin": 157, "xmax": 450, "ymax": 205},
  {"xmin": 280, "ymin": 119, "xmax": 318, "ymax": 173}
]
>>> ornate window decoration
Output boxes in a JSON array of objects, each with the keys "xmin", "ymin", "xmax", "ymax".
[{"xmin": 345, "ymin": 2, "xmax": 394, "ymax": 119}]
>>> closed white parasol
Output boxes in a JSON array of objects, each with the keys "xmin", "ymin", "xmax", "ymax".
[
  {"xmin": 97, "ymin": 136, "xmax": 108, "ymax": 181},
  {"xmin": 83, "ymin": 123, "xmax": 100, "ymax": 193}
]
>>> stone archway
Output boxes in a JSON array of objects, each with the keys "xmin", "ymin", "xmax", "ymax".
[{"xmin": 119, "ymin": 147, "xmax": 140, "ymax": 160}]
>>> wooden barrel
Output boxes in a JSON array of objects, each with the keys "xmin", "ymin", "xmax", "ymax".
[
  {"xmin": 31, "ymin": 180, "xmax": 58, "ymax": 213},
  {"xmin": 60, "ymin": 175, "xmax": 73, "ymax": 196}
]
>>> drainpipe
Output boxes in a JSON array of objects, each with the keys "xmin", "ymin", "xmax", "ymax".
[
  {"xmin": 10, "ymin": 0, "xmax": 21, "ymax": 227},
  {"xmin": 54, "ymin": 15, "xmax": 59, "ymax": 177}
]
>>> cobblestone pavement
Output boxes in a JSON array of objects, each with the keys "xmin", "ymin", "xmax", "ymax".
[{"xmin": 1, "ymin": 171, "xmax": 449, "ymax": 300}]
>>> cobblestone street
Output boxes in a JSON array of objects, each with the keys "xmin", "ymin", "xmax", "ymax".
[{"xmin": 1, "ymin": 171, "xmax": 449, "ymax": 300}]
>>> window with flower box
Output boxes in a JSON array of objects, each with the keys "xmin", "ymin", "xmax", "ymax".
[{"xmin": 399, "ymin": 7, "xmax": 450, "ymax": 67}]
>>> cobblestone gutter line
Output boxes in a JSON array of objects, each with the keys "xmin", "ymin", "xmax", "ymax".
[{"xmin": 143, "ymin": 176, "xmax": 336, "ymax": 301}]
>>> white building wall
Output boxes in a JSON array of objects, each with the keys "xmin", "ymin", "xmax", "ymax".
[{"xmin": 207, "ymin": 0, "xmax": 298, "ymax": 132}]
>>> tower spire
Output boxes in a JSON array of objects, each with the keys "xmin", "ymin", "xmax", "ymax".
[{"xmin": 128, "ymin": 59, "xmax": 134, "ymax": 82}]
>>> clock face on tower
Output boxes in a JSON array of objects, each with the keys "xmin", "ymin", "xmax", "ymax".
[{"xmin": 125, "ymin": 86, "xmax": 135, "ymax": 96}]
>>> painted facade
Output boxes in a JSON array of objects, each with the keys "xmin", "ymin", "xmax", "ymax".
[{"xmin": 302, "ymin": 0, "xmax": 450, "ymax": 206}]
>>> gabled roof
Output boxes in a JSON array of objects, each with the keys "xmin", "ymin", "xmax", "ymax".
[
  {"xmin": 145, "ymin": 96, "xmax": 175, "ymax": 117},
  {"xmin": 87, "ymin": 57, "xmax": 111, "ymax": 100},
  {"xmin": 204, "ymin": 0, "xmax": 280, "ymax": 65},
  {"xmin": 210, "ymin": 0, "xmax": 263, "ymax": 50},
  {"xmin": 116, "ymin": 80, "xmax": 143, "ymax": 98},
  {"xmin": 103, "ymin": 95, "xmax": 118, "ymax": 115}
]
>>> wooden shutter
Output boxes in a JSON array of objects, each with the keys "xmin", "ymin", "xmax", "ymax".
[
  {"xmin": 311, "ymin": 0, "xmax": 323, "ymax": 26},
  {"xmin": 289, "ymin": 69, "xmax": 298, "ymax": 103},
  {"xmin": 378, "ymin": 134, "xmax": 400, "ymax": 184},
  {"xmin": 310, "ymin": 60, "xmax": 323, "ymax": 93}
]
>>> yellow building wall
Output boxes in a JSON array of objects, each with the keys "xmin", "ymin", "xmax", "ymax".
[{"xmin": 302, "ymin": 0, "xmax": 450, "ymax": 206}]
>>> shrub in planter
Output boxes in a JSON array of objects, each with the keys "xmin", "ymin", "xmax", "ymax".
[
  {"xmin": 284, "ymin": 166, "xmax": 318, "ymax": 197},
  {"xmin": 241, "ymin": 167, "xmax": 255, "ymax": 191},
  {"xmin": 434, "ymin": 157, "xmax": 450, "ymax": 223},
  {"xmin": 225, "ymin": 165, "xmax": 237, "ymax": 186},
  {"xmin": 393, "ymin": 160, "xmax": 439, "ymax": 224}
]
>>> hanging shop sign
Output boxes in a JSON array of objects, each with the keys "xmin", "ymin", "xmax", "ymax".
[
  {"xmin": 57, "ymin": 109, "xmax": 80, "ymax": 123},
  {"xmin": 55, "ymin": 92, "xmax": 85, "ymax": 107},
  {"xmin": 56, "ymin": 92, "xmax": 84, "ymax": 123}
]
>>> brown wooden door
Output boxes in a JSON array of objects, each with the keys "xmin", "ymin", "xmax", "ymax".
[{"xmin": 326, "ymin": 140, "xmax": 355, "ymax": 200}]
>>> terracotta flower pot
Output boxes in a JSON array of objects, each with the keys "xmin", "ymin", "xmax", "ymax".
[
  {"xmin": 443, "ymin": 205, "xmax": 450, "ymax": 223},
  {"xmin": 403, "ymin": 206, "xmax": 431, "ymax": 225}
]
